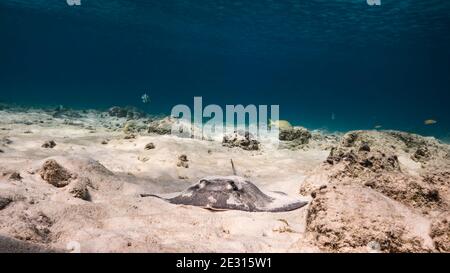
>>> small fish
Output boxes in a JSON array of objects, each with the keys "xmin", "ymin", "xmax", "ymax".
[
  {"xmin": 424, "ymin": 119, "xmax": 437, "ymax": 125},
  {"xmin": 331, "ymin": 112, "xmax": 336, "ymax": 121},
  {"xmin": 269, "ymin": 119, "xmax": 292, "ymax": 130},
  {"xmin": 141, "ymin": 93, "xmax": 150, "ymax": 104},
  {"xmin": 374, "ymin": 125, "xmax": 382, "ymax": 129}
]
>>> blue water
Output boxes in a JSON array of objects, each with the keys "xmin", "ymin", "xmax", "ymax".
[{"xmin": 1, "ymin": 0, "xmax": 449, "ymax": 139}]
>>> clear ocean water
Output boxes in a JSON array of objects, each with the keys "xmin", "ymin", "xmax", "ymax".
[{"xmin": 1, "ymin": 0, "xmax": 449, "ymax": 140}]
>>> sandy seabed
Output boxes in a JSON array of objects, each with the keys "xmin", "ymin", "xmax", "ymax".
[{"xmin": 0, "ymin": 105, "xmax": 448, "ymax": 253}]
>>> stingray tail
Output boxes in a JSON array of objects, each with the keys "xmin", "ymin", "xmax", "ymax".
[
  {"xmin": 266, "ymin": 200, "xmax": 308, "ymax": 212},
  {"xmin": 140, "ymin": 193, "xmax": 164, "ymax": 199},
  {"xmin": 230, "ymin": 159, "xmax": 237, "ymax": 175}
]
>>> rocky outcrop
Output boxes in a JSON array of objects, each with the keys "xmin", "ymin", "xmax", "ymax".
[
  {"xmin": 0, "ymin": 196, "xmax": 12, "ymax": 210},
  {"xmin": 39, "ymin": 160, "xmax": 74, "ymax": 187},
  {"xmin": 412, "ymin": 147, "xmax": 431, "ymax": 163},
  {"xmin": 430, "ymin": 212, "xmax": 450, "ymax": 252},
  {"xmin": 108, "ymin": 106, "xmax": 146, "ymax": 120},
  {"xmin": 222, "ymin": 131, "xmax": 259, "ymax": 151},
  {"xmin": 279, "ymin": 127, "xmax": 311, "ymax": 143},
  {"xmin": 302, "ymin": 130, "xmax": 450, "ymax": 212},
  {"xmin": 306, "ymin": 184, "xmax": 433, "ymax": 252},
  {"xmin": 148, "ymin": 117, "xmax": 175, "ymax": 135},
  {"xmin": 122, "ymin": 120, "xmax": 149, "ymax": 134},
  {"xmin": 308, "ymin": 131, "xmax": 341, "ymax": 150},
  {"xmin": 0, "ymin": 235, "xmax": 60, "ymax": 253},
  {"xmin": 0, "ymin": 208, "xmax": 53, "ymax": 243}
]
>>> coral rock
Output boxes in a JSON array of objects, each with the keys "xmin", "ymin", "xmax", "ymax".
[
  {"xmin": 222, "ymin": 131, "xmax": 259, "ymax": 151},
  {"xmin": 108, "ymin": 106, "xmax": 145, "ymax": 119},
  {"xmin": 41, "ymin": 140, "xmax": 56, "ymax": 149},
  {"xmin": 430, "ymin": 212, "xmax": 450, "ymax": 252},
  {"xmin": 68, "ymin": 177, "xmax": 91, "ymax": 201},
  {"xmin": 0, "ymin": 196, "xmax": 12, "ymax": 210},
  {"xmin": 148, "ymin": 117, "xmax": 175, "ymax": 135},
  {"xmin": 279, "ymin": 127, "xmax": 311, "ymax": 144},
  {"xmin": 144, "ymin": 142, "xmax": 155, "ymax": 150},
  {"xmin": 306, "ymin": 184, "xmax": 433, "ymax": 252},
  {"xmin": 39, "ymin": 159, "xmax": 73, "ymax": 187},
  {"xmin": 177, "ymin": 154, "xmax": 189, "ymax": 168},
  {"xmin": 9, "ymin": 172, "xmax": 22, "ymax": 181}
]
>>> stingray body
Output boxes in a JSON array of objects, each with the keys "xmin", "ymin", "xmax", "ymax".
[{"xmin": 141, "ymin": 176, "xmax": 308, "ymax": 212}]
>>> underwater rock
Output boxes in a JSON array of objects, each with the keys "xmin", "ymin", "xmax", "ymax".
[
  {"xmin": 0, "ymin": 235, "xmax": 61, "ymax": 253},
  {"xmin": 0, "ymin": 210, "xmax": 53, "ymax": 243},
  {"xmin": 306, "ymin": 184, "xmax": 433, "ymax": 252},
  {"xmin": 108, "ymin": 106, "xmax": 145, "ymax": 120},
  {"xmin": 385, "ymin": 131, "xmax": 433, "ymax": 150},
  {"xmin": 138, "ymin": 155, "xmax": 149, "ymax": 162},
  {"xmin": 318, "ymin": 130, "xmax": 449, "ymax": 211},
  {"xmin": 0, "ymin": 196, "xmax": 12, "ymax": 210},
  {"xmin": 326, "ymin": 146, "xmax": 400, "ymax": 172},
  {"xmin": 222, "ymin": 130, "xmax": 260, "ymax": 151},
  {"xmin": 123, "ymin": 121, "xmax": 142, "ymax": 134},
  {"xmin": 300, "ymin": 131, "xmax": 450, "ymax": 210},
  {"xmin": 141, "ymin": 176, "xmax": 308, "ymax": 212},
  {"xmin": 39, "ymin": 159, "xmax": 74, "ymax": 188},
  {"xmin": 108, "ymin": 106, "xmax": 128, "ymax": 118},
  {"xmin": 430, "ymin": 212, "xmax": 450, "ymax": 252},
  {"xmin": 341, "ymin": 132, "xmax": 359, "ymax": 147},
  {"xmin": 144, "ymin": 142, "xmax": 155, "ymax": 150},
  {"xmin": 279, "ymin": 127, "xmax": 311, "ymax": 143},
  {"xmin": 324, "ymin": 147, "xmax": 444, "ymax": 210},
  {"xmin": 177, "ymin": 154, "xmax": 189, "ymax": 168},
  {"xmin": 147, "ymin": 117, "xmax": 175, "ymax": 135},
  {"xmin": 335, "ymin": 130, "xmax": 450, "ymax": 163},
  {"xmin": 41, "ymin": 140, "xmax": 56, "ymax": 149},
  {"xmin": 412, "ymin": 147, "xmax": 431, "ymax": 163},
  {"xmin": 1, "ymin": 137, "xmax": 13, "ymax": 146},
  {"xmin": 9, "ymin": 172, "xmax": 22, "ymax": 181},
  {"xmin": 101, "ymin": 140, "xmax": 108, "ymax": 145},
  {"xmin": 67, "ymin": 177, "xmax": 91, "ymax": 201},
  {"xmin": 124, "ymin": 134, "xmax": 136, "ymax": 140},
  {"xmin": 0, "ymin": 149, "xmax": 4, "ymax": 153},
  {"xmin": 359, "ymin": 143, "xmax": 371, "ymax": 152},
  {"xmin": 421, "ymin": 171, "xmax": 450, "ymax": 207},
  {"xmin": 52, "ymin": 106, "xmax": 82, "ymax": 119}
]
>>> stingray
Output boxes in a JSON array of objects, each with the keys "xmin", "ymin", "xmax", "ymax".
[{"xmin": 140, "ymin": 176, "xmax": 308, "ymax": 212}]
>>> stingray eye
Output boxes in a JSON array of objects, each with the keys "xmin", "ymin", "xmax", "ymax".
[{"xmin": 227, "ymin": 181, "xmax": 239, "ymax": 191}]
